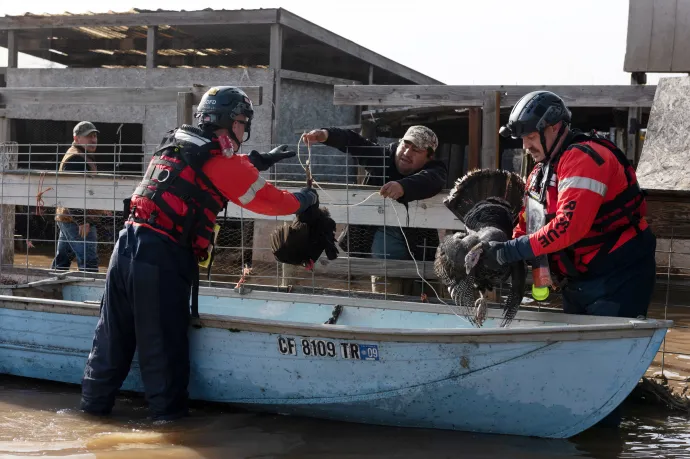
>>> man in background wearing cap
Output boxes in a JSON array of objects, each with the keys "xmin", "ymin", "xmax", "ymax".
[
  {"xmin": 301, "ymin": 126, "xmax": 447, "ymax": 293},
  {"xmin": 51, "ymin": 121, "xmax": 103, "ymax": 272}
]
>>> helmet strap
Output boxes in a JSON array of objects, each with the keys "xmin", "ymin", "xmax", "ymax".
[
  {"xmin": 540, "ymin": 122, "xmax": 568, "ymax": 161},
  {"xmin": 228, "ymin": 129, "xmax": 243, "ymax": 152}
]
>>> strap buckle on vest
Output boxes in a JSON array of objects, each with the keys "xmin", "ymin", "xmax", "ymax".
[
  {"xmin": 148, "ymin": 210, "xmax": 158, "ymax": 226},
  {"xmin": 157, "ymin": 168, "xmax": 170, "ymax": 183}
]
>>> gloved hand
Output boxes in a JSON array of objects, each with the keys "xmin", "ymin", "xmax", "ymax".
[
  {"xmin": 248, "ymin": 145, "xmax": 296, "ymax": 171},
  {"xmin": 481, "ymin": 236, "xmax": 535, "ymax": 270},
  {"xmin": 292, "ymin": 187, "xmax": 319, "ymax": 214}
]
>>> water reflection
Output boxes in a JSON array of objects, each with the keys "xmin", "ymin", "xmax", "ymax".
[{"xmin": 0, "ymin": 375, "xmax": 688, "ymax": 458}]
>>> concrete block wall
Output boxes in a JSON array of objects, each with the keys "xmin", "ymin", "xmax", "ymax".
[
  {"xmin": 5, "ymin": 68, "xmax": 274, "ymax": 153},
  {"xmin": 6, "ymin": 69, "xmax": 362, "ymax": 184},
  {"xmin": 277, "ymin": 78, "xmax": 359, "ymax": 184}
]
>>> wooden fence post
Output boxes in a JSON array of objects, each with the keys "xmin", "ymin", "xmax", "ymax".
[
  {"xmin": 0, "ymin": 125, "xmax": 18, "ymax": 277},
  {"xmin": 176, "ymin": 92, "xmax": 194, "ymax": 126}
]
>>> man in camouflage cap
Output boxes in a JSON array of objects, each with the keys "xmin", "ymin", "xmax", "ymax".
[{"xmin": 301, "ymin": 124, "xmax": 446, "ymax": 294}]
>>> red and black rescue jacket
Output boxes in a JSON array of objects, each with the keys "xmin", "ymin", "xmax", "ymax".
[
  {"xmin": 513, "ymin": 130, "xmax": 648, "ymax": 279},
  {"xmin": 126, "ymin": 125, "xmax": 300, "ymax": 260}
]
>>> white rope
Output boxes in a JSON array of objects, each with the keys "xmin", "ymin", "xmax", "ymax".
[
  {"xmin": 296, "ymin": 135, "xmax": 378, "ymax": 207},
  {"xmin": 296, "ymin": 134, "xmax": 470, "ymax": 324}
]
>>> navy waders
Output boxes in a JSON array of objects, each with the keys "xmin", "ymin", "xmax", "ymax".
[{"xmin": 80, "ymin": 224, "xmax": 196, "ymax": 420}]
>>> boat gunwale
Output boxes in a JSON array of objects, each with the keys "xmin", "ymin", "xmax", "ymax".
[
  {"xmin": 49, "ymin": 278, "xmax": 672, "ymax": 327},
  {"xmin": 0, "ymin": 290, "xmax": 672, "ymax": 344}
]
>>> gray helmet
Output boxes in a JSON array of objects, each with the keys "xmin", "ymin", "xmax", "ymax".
[{"xmin": 195, "ymin": 86, "xmax": 254, "ymax": 142}]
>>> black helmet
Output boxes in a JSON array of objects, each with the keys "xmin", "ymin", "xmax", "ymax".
[
  {"xmin": 500, "ymin": 91, "xmax": 571, "ymax": 139},
  {"xmin": 500, "ymin": 91, "xmax": 571, "ymax": 161},
  {"xmin": 195, "ymin": 86, "xmax": 254, "ymax": 142}
]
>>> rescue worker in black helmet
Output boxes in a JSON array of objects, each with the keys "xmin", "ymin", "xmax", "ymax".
[
  {"xmin": 483, "ymin": 90, "xmax": 656, "ymax": 320},
  {"xmin": 80, "ymin": 86, "xmax": 319, "ymax": 420}
]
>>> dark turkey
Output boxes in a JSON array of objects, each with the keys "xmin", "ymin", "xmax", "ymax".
[
  {"xmin": 270, "ymin": 204, "xmax": 339, "ymax": 271},
  {"xmin": 435, "ymin": 169, "xmax": 527, "ymax": 327}
]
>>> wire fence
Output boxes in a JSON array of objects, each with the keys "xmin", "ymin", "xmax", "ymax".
[
  {"xmin": 0, "ymin": 140, "xmax": 689, "ymax": 382},
  {"xmin": 0, "ymin": 141, "xmax": 455, "ymax": 300}
]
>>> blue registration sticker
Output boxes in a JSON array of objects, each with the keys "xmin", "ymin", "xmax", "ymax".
[{"xmin": 358, "ymin": 344, "xmax": 380, "ymax": 361}]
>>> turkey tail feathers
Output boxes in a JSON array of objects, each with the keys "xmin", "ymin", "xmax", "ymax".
[
  {"xmin": 444, "ymin": 169, "xmax": 526, "ymax": 225},
  {"xmin": 270, "ymin": 206, "xmax": 339, "ymax": 267},
  {"xmin": 270, "ymin": 222, "xmax": 309, "ymax": 266}
]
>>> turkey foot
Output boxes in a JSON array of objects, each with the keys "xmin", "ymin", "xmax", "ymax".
[
  {"xmin": 464, "ymin": 243, "xmax": 483, "ymax": 274},
  {"xmin": 475, "ymin": 291, "xmax": 488, "ymax": 326}
]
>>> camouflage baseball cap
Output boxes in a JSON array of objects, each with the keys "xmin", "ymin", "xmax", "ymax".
[
  {"xmin": 73, "ymin": 121, "xmax": 99, "ymax": 137},
  {"xmin": 402, "ymin": 125, "xmax": 438, "ymax": 153}
]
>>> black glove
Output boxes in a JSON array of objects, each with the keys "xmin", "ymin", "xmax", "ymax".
[
  {"xmin": 248, "ymin": 145, "xmax": 296, "ymax": 171},
  {"xmin": 481, "ymin": 241, "xmax": 507, "ymax": 271},
  {"xmin": 292, "ymin": 187, "xmax": 319, "ymax": 214},
  {"xmin": 481, "ymin": 236, "xmax": 535, "ymax": 271}
]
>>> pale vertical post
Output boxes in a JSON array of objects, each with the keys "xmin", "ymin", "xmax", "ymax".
[
  {"xmin": 481, "ymin": 91, "xmax": 500, "ymax": 169},
  {"xmin": 627, "ymin": 72, "xmax": 646, "ymax": 164},
  {"xmin": 269, "ymin": 23, "xmax": 284, "ymax": 146},
  {"xmin": 0, "ymin": 120, "xmax": 17, "ymax": 276},
  {"xmin": 146, "ymin": 26, "xmax": 158, "ymax": 70},
  {"xmin": 468, "ymin": 107, "xmax": 481, "ymax": 171},
  {"xmin": 7, "ymin": 31, "xmax": 18, "ymax": 69},
  {"xmin": 176, "ymin": 92, "xmax": 194, "ymax": 126}
]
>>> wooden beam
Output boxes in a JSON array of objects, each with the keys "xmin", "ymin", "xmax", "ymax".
[
  {"xmin": 0, "ymin": 133, "xmax": 17, "ymax": 272},
  {"xmin": 7, "ymin": 31, "xmax": 18, "ymax": 69},
  {"xmin": 294, "ymin": 124, "xmax": 360, "ymax": 134},
  {"xmin": 0, "ymin": 9, "xmax": 279, "ymax": 29},
  {"xmin": 313, "ymin": 256, "xmax": 436, "ymax": 280},
  {"xmin": 278, "ymin": 9, "xmax": 441, "ymax": 85},
  {"xmin": 481, "ymin": 91, "xmax": 499, "ymax": 169},
  {"xmin": 281, "ymin": 69, "xmax": 359, "ymax": 86},
  {"xmin": 0, "ymin": 171, "xmax": 465, "ymax": 230},
  {"xmin": 333, "ymin": 85, "xmax": 658, "ymax": 108},
  {"xmin": 467, "ymin": 107, "xmax": 481, "ymax": 170},
  {"xmin": 0, "ymin": 86, "xmax": 263, "ymax": 106},
  {"xmin": 368, "ymin": 65, "xmax": 374, "ymax": 85},
  {"xmin": 627, "ymin": 75, "xmax": 642, "ymax": 164},
  {"xmin": 176, "ymin": 92, "xmax": 194, "ymax": 126},
  {"xmin": 270, "ymin": 23, "xmax": 283, "ymax": 145},
  {"xmin": 146, "ymin": 26, "xmax": 158, "ymax": 70}
]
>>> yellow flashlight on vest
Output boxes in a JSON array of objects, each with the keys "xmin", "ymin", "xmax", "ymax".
[
  {"xmin": 531, "ymin": 254, "xmax": 552, "ymax": 302},
  {"xmin": 199, "ymin": 223, "xmax": 221, "ymax": 269}
]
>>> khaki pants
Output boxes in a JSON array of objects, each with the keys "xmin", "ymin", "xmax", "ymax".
[{"xmin": 371, "ymin": 275, "xmax": 404, "ymax": 295}]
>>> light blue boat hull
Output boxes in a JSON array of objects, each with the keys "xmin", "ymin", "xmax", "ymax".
[{"xmin": 0, "ymin": 281, "xmax": 669, "ymax": 438}]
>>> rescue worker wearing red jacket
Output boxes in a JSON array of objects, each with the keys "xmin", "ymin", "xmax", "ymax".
[
  {"xmin": 482, "ymin": 91, "xmax": 656, "ymax": 319},
  {"xmin": 80, "ymin": 86, "xmax": 318, "ymax": 420}
]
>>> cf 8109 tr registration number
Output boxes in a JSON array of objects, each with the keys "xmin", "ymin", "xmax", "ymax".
[{"xmin": 277, "ymin": 337, "xmax": 379, "ymax": 361}]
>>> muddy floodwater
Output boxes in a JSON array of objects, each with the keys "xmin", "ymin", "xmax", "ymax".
[{"xmin": 0, "ymin": 375, "xmax": 689, "ymax": 459}]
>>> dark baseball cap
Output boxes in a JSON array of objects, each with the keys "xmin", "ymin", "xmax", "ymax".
[{"xmin": 73, "ymin": 121, "xmax": 99, "ymax": 137}]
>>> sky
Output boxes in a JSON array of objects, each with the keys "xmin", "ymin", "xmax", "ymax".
[{"xmin": 0, "ymin": 0, "xmax": 679, "ymax": 84}]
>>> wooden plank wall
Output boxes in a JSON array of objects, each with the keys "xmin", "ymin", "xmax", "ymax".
[
  {"xmin": 625, "ymin": 0, "xmax": 690, "ymax": 72},
  {"xmin": 0, "ymin": 171, "xmax": 465, "ymax": 231},
  {"xmin": 333, "ymin": 85, "xmax": 658, "ymax": 108}
]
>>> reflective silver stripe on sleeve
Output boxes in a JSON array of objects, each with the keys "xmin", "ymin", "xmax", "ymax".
[
  {"xmin": 238, "ymin": 176, "xmax": 267, "ymax": 205},
  {"xmin": 558, "ymin": 176, "xmax": 608, "ymax": 197},
  {"xmin": 174, "ymin": 131, "xmax": 209, "ymax": 146}
]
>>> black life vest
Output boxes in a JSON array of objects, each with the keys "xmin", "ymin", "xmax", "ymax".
[{"xmin": 127, "ymin": 125, "xmax": 228, "ymax": 258}]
